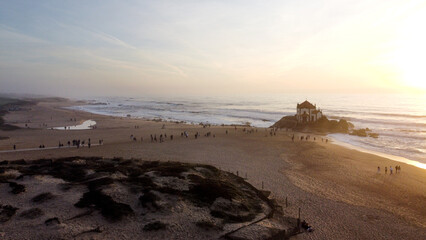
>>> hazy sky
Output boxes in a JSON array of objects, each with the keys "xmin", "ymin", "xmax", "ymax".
[{"xmin": 1, "ymin": 0, "xmax": 425, "ymax": 97}]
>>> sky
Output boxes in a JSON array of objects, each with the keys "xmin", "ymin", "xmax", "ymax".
[{"xmin": 0, "ymin": 0, "xmax": 425, "ymax": 98}]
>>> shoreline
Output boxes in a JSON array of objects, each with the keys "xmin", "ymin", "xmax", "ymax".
[
  {"xmin": 69, "ymin": 104, "xmax": 426, "ymax": 171},
  {"xmin": 328, "ymin": 136, "xmax": 426, "ymax": 170}
]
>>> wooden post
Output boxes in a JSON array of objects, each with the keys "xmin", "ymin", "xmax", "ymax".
[
  {"xmin": 298, "ymin": 207, "xmax": 301, "ymax": 219},
  {"xmin": 297, "ymin": 208, "xmax": 301, "ymax": 231}
]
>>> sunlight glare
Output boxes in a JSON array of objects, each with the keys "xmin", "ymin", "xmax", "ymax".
[{"xmin": 391, "ymin": 6, "xmax": 426, "ymax": 89}]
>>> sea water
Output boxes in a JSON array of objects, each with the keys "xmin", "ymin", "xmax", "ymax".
[{"xmin": 70, "ymin": 94, "xmax": 426, "ymax": 165}]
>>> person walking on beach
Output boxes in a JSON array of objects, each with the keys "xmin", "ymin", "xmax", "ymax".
[
  {"xmin": 390, "ymin": 166, "xmax": 393, "ymax": 175},
  {"xmin": 377, "ymin": 166, "xmax": 380, "ymax": 173},
  {"xmin": 385, "ymin": 167, "xmax": 387, "ymax": 174}
]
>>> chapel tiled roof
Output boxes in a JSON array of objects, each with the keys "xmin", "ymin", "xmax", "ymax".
[{"xmin": 297, "ymin": 100, "xmax": 316, "ymax": 109}]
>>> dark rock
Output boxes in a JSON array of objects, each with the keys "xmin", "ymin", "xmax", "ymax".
[
  {"xmin": 58, "ymin": 183, "xmax": 72, "ymax": 191},
  {"xmin": 32, "ymin": 192, "xmax": 55, "ymax": 203},
  {"xmin": 29, "ymin": 159, "xmax": 52, "ymax": 165},
  {"xmin": 73, "ymin": 226, "xmax": 103, "ymax": 237},
  {"xmin": 0, "ymin": 173, "xmax": 16, "ymax": 182},
  {"xmin": 8, "ymin": 181, "xmax": 25, "ymax": 194},
  {"xmin": 75, "ymin": 190, "xmax": 133, "ymax": 221},
  {"xmin": 195, "ymin": 220, "xmax": 223, "ymax": 231},
  {"xmin": 13, "ymin": 159, "xmax": 26, "ymax": 165},
  {"xmin": 45, "ymin": 217, "xmax": 60, "ymax": 226},
  {"xmin": 143, "ymin": 221, "xmax": 167, "ymax": 231},
  {"xmin": 19, "ymin": 208, "xmax": 44, "ymax": 219},
  {"xmin": 86, "ymin": 177, "xmax": 114, "ymax": 190},
  {"xmin": 210, "ymin": 198, "xmax": 255, "ymax": 223},
  {"xmin": 0, "ymin": 205, "xmax": 18, "ymax": 222},
  {"xmin": 139, "ymin": 191, "xmax": 160, "ymax": 210},
  {"xmin": 67, "ymin": 209, "xmax": 94, "ymax": 221}
]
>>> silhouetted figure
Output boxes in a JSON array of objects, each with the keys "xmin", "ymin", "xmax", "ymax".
[
  {"xmin": 13, "ymin": 145, "xmax": 16, "ymax": 150},
  {"xmin": 385, "ymin": 167, "xmax": 387, "ymax": 174},
  {"xmin": 301, "ymin": 220, "xmax": 314, "ymax": 232}
]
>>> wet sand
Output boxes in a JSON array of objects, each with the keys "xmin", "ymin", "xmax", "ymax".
[{"xmin": 0, "ymin": 98, "xmax": 425, "ymax": 239}]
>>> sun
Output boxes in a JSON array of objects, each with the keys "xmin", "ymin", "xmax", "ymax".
[{"xmin": 389, "ymin": 4, "xmax": 426, "ymax": 90}]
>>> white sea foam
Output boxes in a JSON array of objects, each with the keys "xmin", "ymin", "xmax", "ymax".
[{"xmin": 53, "ymin": 120, "xmax": 96, "ymax": 130}]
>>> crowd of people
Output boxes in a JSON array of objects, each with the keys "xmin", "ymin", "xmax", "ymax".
[
  {"xmin": 378, "ymin": 165, "xmax": 401, "ymax": 174},
  {"xmin": 292, "ymin": 134, "xmax": 328, "ymax": 143}
]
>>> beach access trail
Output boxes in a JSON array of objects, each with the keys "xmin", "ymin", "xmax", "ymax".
[{"xmin": 0, "ymin": 98, "xmax": 425, "ymax": 240}]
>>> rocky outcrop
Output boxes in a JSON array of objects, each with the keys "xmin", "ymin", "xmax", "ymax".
[{"xmin": 272, "ymin": 116, "xmax": 378, "ymax": 138}]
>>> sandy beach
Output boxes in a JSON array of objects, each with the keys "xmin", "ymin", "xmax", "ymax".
[{"xmin": 0, "ymin": 98, "xmax": 425, "ymax": 240}]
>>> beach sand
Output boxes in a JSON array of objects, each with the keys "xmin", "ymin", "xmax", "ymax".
[{"xmin": 0, "ymin": 98, "xmax": 425, "ymax": 239}]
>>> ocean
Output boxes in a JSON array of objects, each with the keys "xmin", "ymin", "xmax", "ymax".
[{"xmin": 70, "ymin": 94, "xmax": 426, "ymax": 166}]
